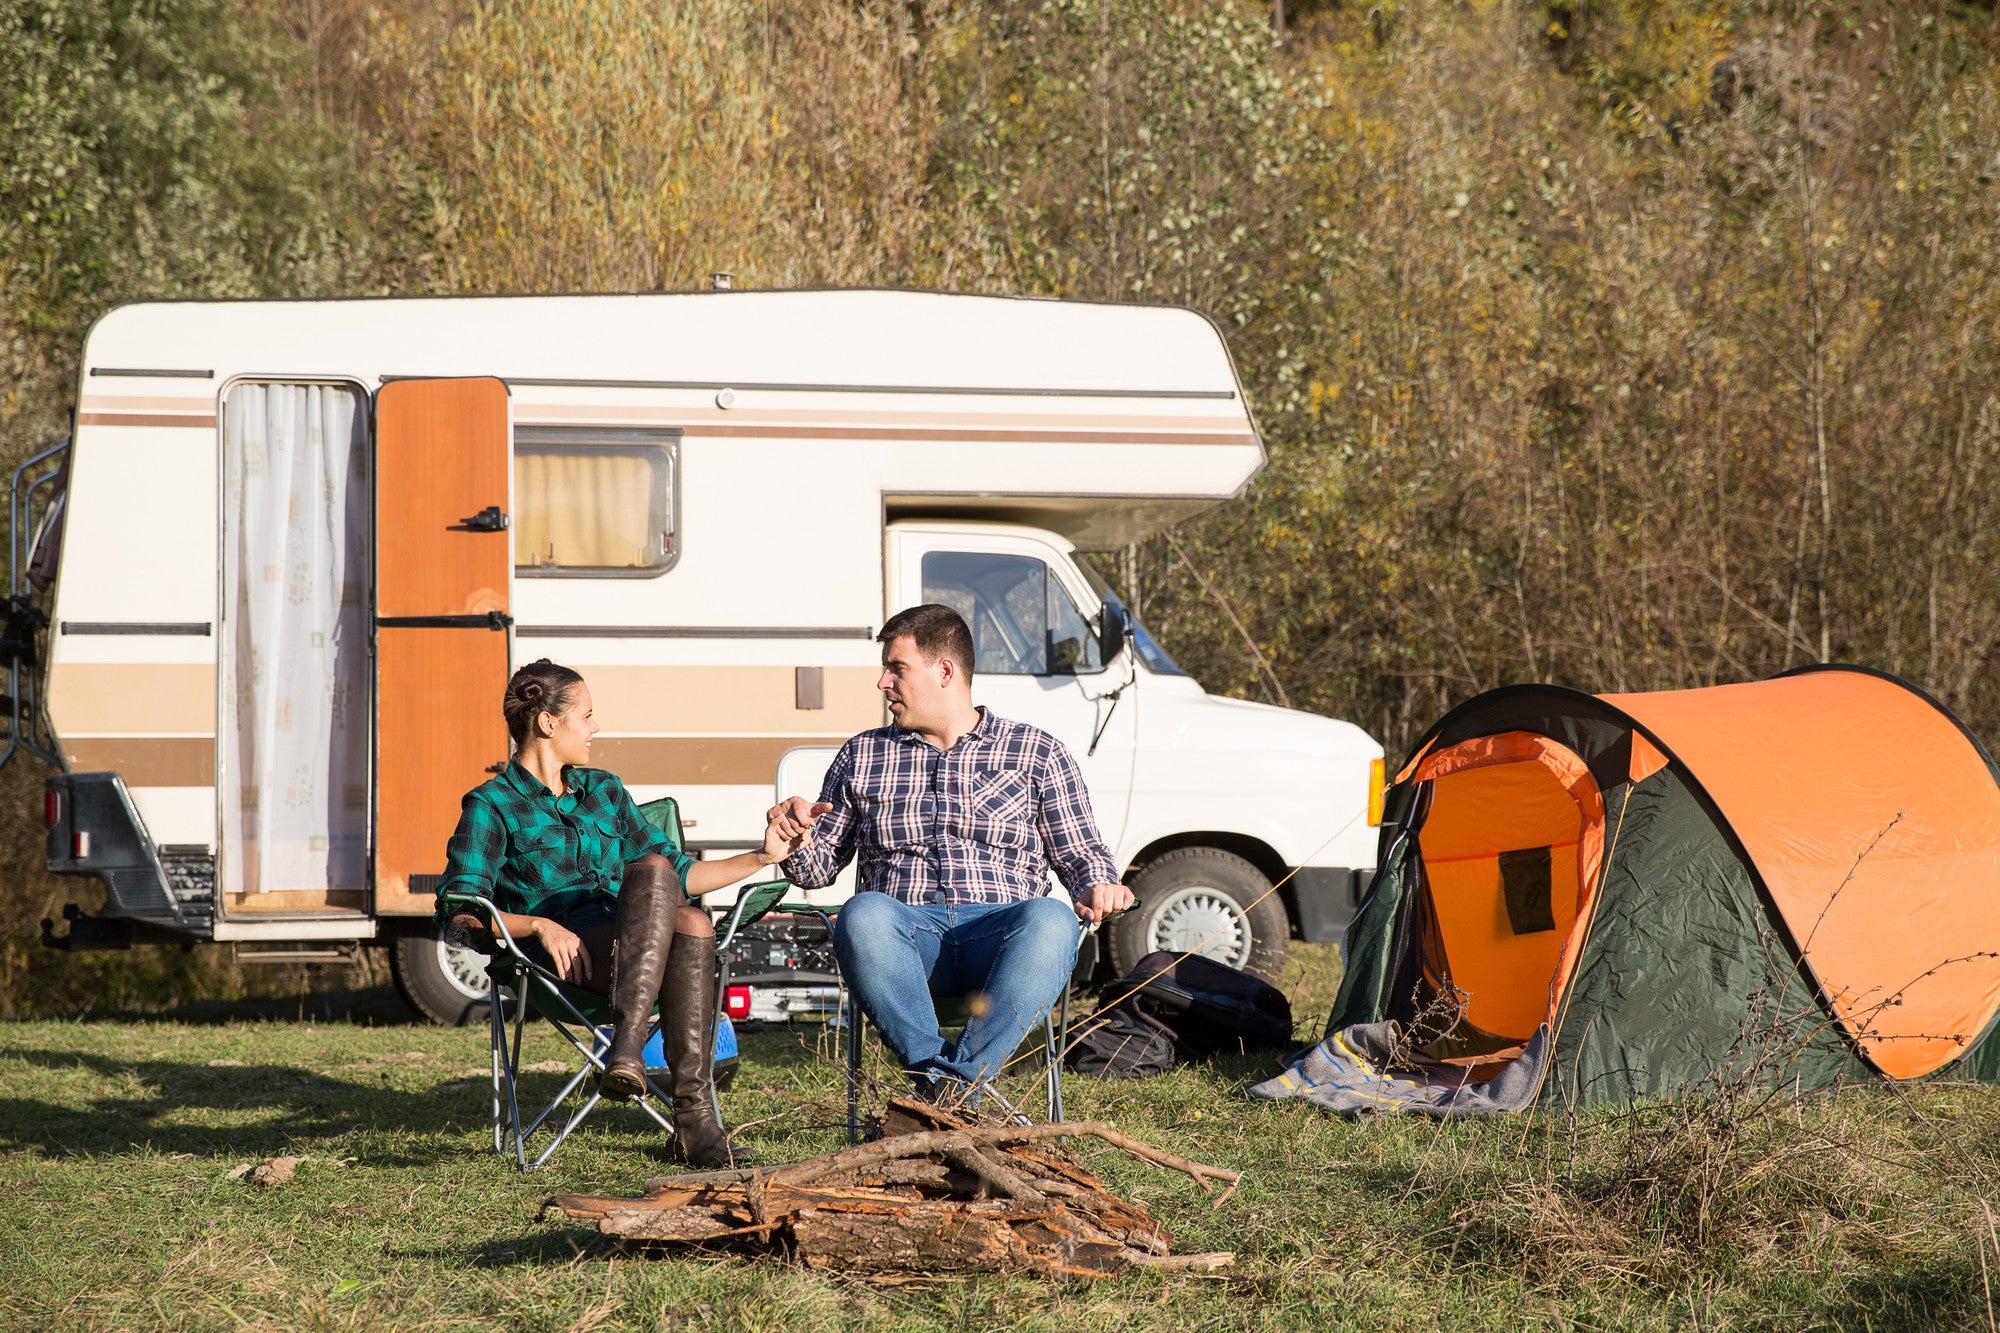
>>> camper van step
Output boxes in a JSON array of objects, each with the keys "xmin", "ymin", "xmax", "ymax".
[
  {"xmin": 160, "ymin": 851, "xmax": 216, "ymax": 906},
  {"xmin": 232, "ymin": 943, "xmax": 361, "ymax": 966}
]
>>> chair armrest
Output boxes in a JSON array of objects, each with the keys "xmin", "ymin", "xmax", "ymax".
[
  {"xmin": 434, "ymin": 892, "xmax": 588, "ymax": 997},
  {"xmin": 435, "ymin": 892, "xmax": 531, "ymax": 959},
  {"xmin": 713, "ymin": 878, "xmax": 796, "ymax": 948}
]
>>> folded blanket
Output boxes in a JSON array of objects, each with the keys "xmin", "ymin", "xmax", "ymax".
[{"xmin": 1248, "ymin": 1021, "xmax": 1549, "ymax": 1118}]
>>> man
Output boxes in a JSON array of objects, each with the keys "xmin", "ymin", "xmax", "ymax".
[{"xmin": 769, "ymin": 603, "xmax": 1135, "ymax": 1099}]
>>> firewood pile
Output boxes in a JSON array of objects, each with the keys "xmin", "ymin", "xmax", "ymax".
[{"xmin": 546, "ymin": 1099, "xmax": 1239, "ymax": 1278}]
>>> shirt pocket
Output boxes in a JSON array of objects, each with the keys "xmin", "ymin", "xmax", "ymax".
[
  {"xmin": 513, "ymin": 825, "xmax": 580, "ymax": 890},
  {"xmin": 588, "ymin": 813, "xmax": 629, "ymax": 870},
  {"xmin": 968, "ymin": 768, "xmax": 1034, "ymax": 848}
]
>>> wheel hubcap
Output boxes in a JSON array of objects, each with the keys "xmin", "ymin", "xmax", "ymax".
[
  {"xmin": 1146, "ymin": 886, "xmax": 1252, "ymax": 968},
  {"xmin": 436, "ymin": 938, "xmax": 490, "ymax": 1002}
]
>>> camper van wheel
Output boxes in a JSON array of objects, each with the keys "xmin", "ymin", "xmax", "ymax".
[
  {"xmin": 1110, "ymin": 847, "xmax": 1289, "ymax": 983},
  {"xmin": 391, "ymin": 925, "xmax": 494, "ymax": 1026}
]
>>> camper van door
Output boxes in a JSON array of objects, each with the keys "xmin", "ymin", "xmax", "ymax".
[
  {"xmin": 371, "ymin": 377, "xmax": 514, "ymax": 915},
  {"xmin": 889, "ymin": 524, "xmax": 1136, "ymax": 852}
]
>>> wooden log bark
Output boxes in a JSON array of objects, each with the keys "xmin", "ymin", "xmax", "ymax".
[
  {"xmin": 551, "ymin": 1182, "xmax": 926, "ymax": 1222},
  {"xmin": 791, "ymin": 1202, "xmax": 1031, "ymax": 1273},
  {"xmin": 1124, "ymin": 1250, "xmax": 1238, "ymax": 1272},
  {"xmin": 596, "ymin": 1205, "xmax": 764, "ymax": 1243}
]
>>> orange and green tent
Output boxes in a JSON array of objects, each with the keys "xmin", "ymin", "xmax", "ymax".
[{"xmin": 1307, "ymin": 666, "xmax": 2000, "ymax": 1111}]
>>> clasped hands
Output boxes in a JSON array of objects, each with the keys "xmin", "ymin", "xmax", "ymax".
[{"xmin": 762, "ymin": 795, "xmax": 1135, "ymax": 925}]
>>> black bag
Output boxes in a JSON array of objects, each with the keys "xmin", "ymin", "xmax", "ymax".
[
  {"xmin": 1063, "ymin": 1004, "xmax": 1178, "ymax": 1079},
  {"xmin": 1121, "ymin": 951, "xmax": 1294, "ymax": 1058},
  {"xmin": 1064, "ymin": 951, "xmax": 1294, "ymax": 1078}
]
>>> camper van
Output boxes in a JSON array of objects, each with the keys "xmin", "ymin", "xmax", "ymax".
[{"xmin": 5, "ymin": 289, "xmax": 1384, "ymax": 1024}]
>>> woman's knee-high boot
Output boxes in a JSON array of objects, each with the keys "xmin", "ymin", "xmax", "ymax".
[
  {"xmin": 659, "ymin": 930, "xmax": 742, "ymax": 1167},
  {"xmin": 596, "ymin": 859, "xmax": 680, "ymax": 1102}
]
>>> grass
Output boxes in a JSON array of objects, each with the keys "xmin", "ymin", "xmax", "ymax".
[{"xmin": 0, "ymin": 943, "xmax": 1994, "ymax": 1331}]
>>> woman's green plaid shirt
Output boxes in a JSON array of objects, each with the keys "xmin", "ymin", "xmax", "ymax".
[{"xmin": 437, "ymin": 760, "xmax": 697, "ymax": 920}]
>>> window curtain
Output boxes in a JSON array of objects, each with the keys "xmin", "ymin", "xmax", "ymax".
[
  {"xmin": 221, "ymin": 384, "xmax": 368, "ymax": 895},
  {"xmin": 515, "ymin": 447, "xmax": 663, "ymax": 569}
]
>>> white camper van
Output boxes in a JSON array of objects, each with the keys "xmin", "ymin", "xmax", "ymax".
[{"xmin": 5, "ymin": 289, "xmax": 1383, "ymax": 1024}]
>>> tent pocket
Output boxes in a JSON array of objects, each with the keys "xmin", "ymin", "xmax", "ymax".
[{"xmin": 1500, "ymin": 847, "xmax": 1555, "ymax": 934}]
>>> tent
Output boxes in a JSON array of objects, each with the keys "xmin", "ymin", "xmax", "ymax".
[{"xmin": 1252, "ymin": 666, "xmax": 2000, "ymax": 1116}]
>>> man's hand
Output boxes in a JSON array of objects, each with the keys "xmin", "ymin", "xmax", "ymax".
[
  {"xmin": 1073, "ymin": 881, "xmax": 1135, "ymax": 927},
  {"xmin": 761, "ymin": 809, "xmax": 819, "ymax": 863},
  {"xmin": 530, "ymin": 917, "xmax": 589, "ymax": 983},
  {"xmin": 765, "ymin": 795, "xmax": 833, "ymax": 847}
]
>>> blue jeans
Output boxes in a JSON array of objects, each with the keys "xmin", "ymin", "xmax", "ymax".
[{"xmin": 833, "ymin": 893, "xmax": 1082, "ymax": 1087}]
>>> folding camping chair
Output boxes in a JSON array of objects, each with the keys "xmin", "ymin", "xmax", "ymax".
[
  {"xmin": 436, "ymin": 889, "xmax": 670, "ymax": 1170},
  {"xmin": 438, "ymin": 797, "xmax": 793, "ymax": 1171},
  {"xmin": 843, "ymin": 962, "xmax": 1074, "ymax": 1142}
]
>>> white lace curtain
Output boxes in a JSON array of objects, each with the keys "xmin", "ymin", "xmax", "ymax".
[{"xmin": 221, "ymin": 383, "xmax": 369, "ymax": 895}]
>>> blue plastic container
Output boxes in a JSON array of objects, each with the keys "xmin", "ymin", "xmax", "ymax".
[{"xmin": 595, "ymin": 1017, "xmax": 738, "ymax": 1073}]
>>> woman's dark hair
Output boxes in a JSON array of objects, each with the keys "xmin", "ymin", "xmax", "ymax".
[{"xmin": 503, "ymin": 659, "xmax": 585, "ymax": 744}]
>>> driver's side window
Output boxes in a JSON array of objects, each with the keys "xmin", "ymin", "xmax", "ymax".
[{"xmin": 920, "ymin": 551, "xmax": 1102, "ymax": 677}]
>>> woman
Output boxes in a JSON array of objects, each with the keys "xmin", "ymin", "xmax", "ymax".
[{"xmin": 438, "ymin": 659, "xmax": 791, "ymax": 1168}]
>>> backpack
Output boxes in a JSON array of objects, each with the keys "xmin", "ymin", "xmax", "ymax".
[
  {"xmin": 1121, "ymin": 951, "xmax": 1294, "ymax": 1057},
  {"xmin": 1063, "ymin": 1003, "xmax": 1178, "ymax": 1079},
  {"xmin": 1064, "ymin": 951, "xmax": 1294, "ymax": 1078}
]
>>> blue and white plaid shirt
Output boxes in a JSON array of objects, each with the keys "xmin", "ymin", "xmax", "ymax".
[{"xmin": 781, "ymin": 708, "xmax": 1120, "ymax": 906}]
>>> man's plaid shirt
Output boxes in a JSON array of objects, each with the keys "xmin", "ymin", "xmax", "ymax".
[
  {"xmin": 437, "ymin": 761, "xmax": 697, "ymax": 922},
  {"xmin": 782, "ymin": 708, "xmax": 1119, "ymax": 905}
]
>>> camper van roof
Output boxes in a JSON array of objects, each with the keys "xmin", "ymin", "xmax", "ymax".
[
  {"xmin": 78, "ymin": 289, "xmax": 1265, "ymax": 545},
  {"xmin": 81, "ymin": 289, "xmax": 1251, "ymax": 402}
]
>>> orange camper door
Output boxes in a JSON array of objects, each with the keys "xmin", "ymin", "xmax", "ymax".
[{"xmin": 372, "ymin": 378, "xmax": 513, "ymax": 914}]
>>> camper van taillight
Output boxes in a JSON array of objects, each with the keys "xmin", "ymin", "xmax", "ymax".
[
  {"xmin": 43, "ymin": 789, "xmax": 59, "ymax": 828},
  {"xmin": 1367, "ymin": 758, "xmax": 1386, "ymax": 826},
  {"xmin": 724, "ymin": 986, "xmax": 752, "ymax": 1021},
  {"xmin": 72, "ymin": 831, "xmax": 90, "ymax": 860}
]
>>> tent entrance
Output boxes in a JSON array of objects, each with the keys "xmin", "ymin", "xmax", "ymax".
[{"xmin": 1406, "ymin": 732, "xmax": 1606, "ymax": 1054}]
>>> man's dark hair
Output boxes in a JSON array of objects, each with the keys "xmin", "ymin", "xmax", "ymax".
[{"xmin": 879, "ymin": 603, "xmax": 976, "ymax": 680}]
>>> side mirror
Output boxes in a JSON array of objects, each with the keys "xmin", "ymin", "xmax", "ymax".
[{"xmin": 1098, "ymin": 601, "xmax": 1129, "ymax": 666}]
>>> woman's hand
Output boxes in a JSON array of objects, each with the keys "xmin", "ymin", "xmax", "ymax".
[
  {"xmin": 760, "ymin": 815, "xmax": 805, "ymax": 865},
  {"xmin": 531, "ymin": 917, "xmax": 590, "ymax": 983}
]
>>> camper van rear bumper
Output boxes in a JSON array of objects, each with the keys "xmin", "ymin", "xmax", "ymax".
[{"xmin": 42, "ymin": 771, "xmax": 214, "ymax": 945}]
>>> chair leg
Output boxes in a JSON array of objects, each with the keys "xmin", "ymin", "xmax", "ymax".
[
  {"xmin": 498, "ymin": 983, "xmax": 532, "ymax": 1171},
  {"xmin": 489, "ymin": 981, "xmax": 507, "ymax": 1157},
  {"xmin": 845, "ymin": 988, "xmax": 864, "ymax": 1144},
  {"xmin": 1047, "ymin": 984, "xmax": 1070, "ymax": 1125}
]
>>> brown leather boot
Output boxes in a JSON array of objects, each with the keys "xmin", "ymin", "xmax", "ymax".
[
  {"xmin": 596, "ymin": 859, "xmax": 679, "ymax": 1102},
  {"xmin": 659, "ymin": 930, "xmax": 746, "ymax": 1167}
]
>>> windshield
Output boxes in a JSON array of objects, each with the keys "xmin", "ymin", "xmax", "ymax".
[{"xmin": 1073, "ymin": 555, "xmax": 1188, "ymax": 677}]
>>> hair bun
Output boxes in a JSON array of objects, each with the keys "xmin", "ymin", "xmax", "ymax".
[{"xmin": 501, "ymin": 659, "xmax": 585, "ymax": 746}]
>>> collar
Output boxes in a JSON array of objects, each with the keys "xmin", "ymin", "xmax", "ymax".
[
  {"xmin": 892, "ymin": 705, "xmax": 994, "ymax": 751},
  {"xmin": 500, "ymin": 757, "xmax": 575, "ymax": 801}
]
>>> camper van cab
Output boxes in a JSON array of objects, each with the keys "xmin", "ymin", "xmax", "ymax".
[{"xmin": 12, "ymin": 290, "xmax": 1383, "ymax": 1024}]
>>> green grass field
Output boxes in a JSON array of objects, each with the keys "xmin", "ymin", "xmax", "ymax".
[{"xmin": 0, "ymin": 943, "xmax": 1993, "ymax": 1331}]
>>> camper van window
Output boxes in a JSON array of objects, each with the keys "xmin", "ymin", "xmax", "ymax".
[
  {"xmin": 513, "ymin": 427, "xmax": 678, "ymax": 577},
  {"xmin": 921, "ymin": 551, "xmax": 1049, "ymax": 675},
  {"xmin": 919, "ymin": 551, "xmax": 1108, "ymax": 677},
  {"xmin": 1047, "ymin": 578, "xmax": 1104, "ymax": 674}
]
